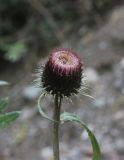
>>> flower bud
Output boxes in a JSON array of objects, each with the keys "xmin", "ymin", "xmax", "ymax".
[{"xmin": 41, "ymin": 49, "xmax": 83, "ymax": 97}]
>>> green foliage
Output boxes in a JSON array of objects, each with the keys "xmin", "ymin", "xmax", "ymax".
[
  {"xmin": 0, "ymin": 97, "xmax": 9, "ymax": 112},
  {"xmin": 0, "ymin": 40, "xmax": 26, "ymax": 62},
  {"xmin": 0, "ymin": 80, "xmax": 21, "ymax": 128},
  {"xmin": 0, "ymin": 111, "xmax": 20, "ymax": 128},
  {"xmin": 4, "ymin": 41, "xmax": 26, "ymax": 62},
  {"xmin": 0, "ymin": 97, "xmax": 21, "ymax": 128},
  {"xmin": 61, "ymin": 112, "xmax": 101, "ymax": 160}
]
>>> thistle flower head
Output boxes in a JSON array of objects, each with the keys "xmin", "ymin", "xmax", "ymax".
[
  {"xmin": 36, "ymin": 48, "xmax": 86, "ymax": 98},
  {"xmin": 48, "ymin": 49, "xmax": 82, "ymax": 76}
]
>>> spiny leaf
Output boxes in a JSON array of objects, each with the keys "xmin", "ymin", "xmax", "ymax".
[
  {"xmin": 60, "ymin": 112, "xmax": 101, "ymax": 160},
  {"xmin": 0, "ymin": 111, "xmax": 21, "ymax": 128},
  {"xmin": 0, "ymin": 97, "xmax": 9, "ymax": 112}
]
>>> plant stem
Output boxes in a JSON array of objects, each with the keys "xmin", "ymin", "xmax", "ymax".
[{"xmin": 53, "ymin": 95, "xmax": 61, "ymax": 160}]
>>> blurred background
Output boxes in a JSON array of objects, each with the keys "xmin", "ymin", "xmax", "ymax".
[{"xmin": 0, "ymin": 0, "xmax": 124, "ymax": 160}]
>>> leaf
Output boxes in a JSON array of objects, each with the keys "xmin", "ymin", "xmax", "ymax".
[
  {"xmin": 0, "ymin": 80, "xmax": 9, "ymax": 86},
  {"xmin": 5, "ymin": 41, "xmax": 26, "ymax": 62},
  {"xmin": 37, "ymin": 93, "xmax": 56, "ymax": 122},
  {"xmin": 0, "ymin": 97, "xmax": 9, "ymax": 112},
  {"xmin": 60, "ymin": 112, "xmax": 101, "ymax": 160},
  {"xmin": 0, "ymin": 111, "xmax": 21, "ymax": 128}
]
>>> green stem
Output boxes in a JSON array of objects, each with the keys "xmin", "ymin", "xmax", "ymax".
[{"xmin": 53, "ymin": 95, "xmax": 61, "ymax": 160}]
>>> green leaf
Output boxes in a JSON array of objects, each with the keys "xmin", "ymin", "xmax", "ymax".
[
  {"xmin": 0, "ymin": 80, "xmax": 9, "ymax": 86},
  {"xmin": 0, "ymin": 97, "xmax": 9, "ymax": 112},
  {"xmin": 60, "ymin": 112, "xmax": 101, "ymax": 160},
  {"xmin": 37, "ymin": 93, "xmax": 56, "ymax": 122},
  {"xmin": 0, "ymin": 111, "xmax": 21, "ymax": 128},
  {"xmin": 5, "ymin": 41, "xmax": 26, "ymax": 62}
]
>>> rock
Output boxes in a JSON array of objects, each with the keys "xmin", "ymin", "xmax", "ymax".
[
  {"xmin": 85, "ymin": 68, "xmax": 99, "ymax": 84},
  {"xmin": 0, "ymin": 80, "xmax": 9, "ymax": 86},
  {"xmin": 120, "ymin": 57, "xmax": 124, "ymax": 69},
  {"xmin": 40, "ymin": 147, "xmax": 53, "ymax": 160},
  {"xmin": 19, "ymin": 107, "xmax": 36, "ymax": 121},
  {"xmin": 93, "ymin": 97, "xmax": 106, "ymax": 108},
  {"xmin": 98, "ymin": 41, "xmax": 109, "ymax": 50},
  {"xmin": 81, "ymin": 130, "xmax": 89, "ymax": 140},
  {"xmin": 109, "ymin": 7, "xmax": 124, "ymax": 41},
  {"xmin": 115, "ymin": 139, "xmax": 124, "ymax": 154},
  {"xmin": 22, "ymin": 85, "xmax": 41, "ymax": 100},
  {"xmin": 113, "ymin": 60, "xmax": 124, "ymax": 91},
  {"xmin": 113, "ymin": 111, "xmax": 124, "ymax": 121},
  {"xmin": 122, "ymin": 88, "xmax": 124, "ymax": 95}
]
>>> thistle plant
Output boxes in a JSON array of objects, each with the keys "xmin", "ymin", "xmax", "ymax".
[{"xmin": 36, "ymin": 49, "xmax": 101, "ymax": 160}]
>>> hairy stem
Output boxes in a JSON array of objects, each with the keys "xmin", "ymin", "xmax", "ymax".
[{"xmin": 53, "ymin": 95, "xmax": 61, "ymax": 160}]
